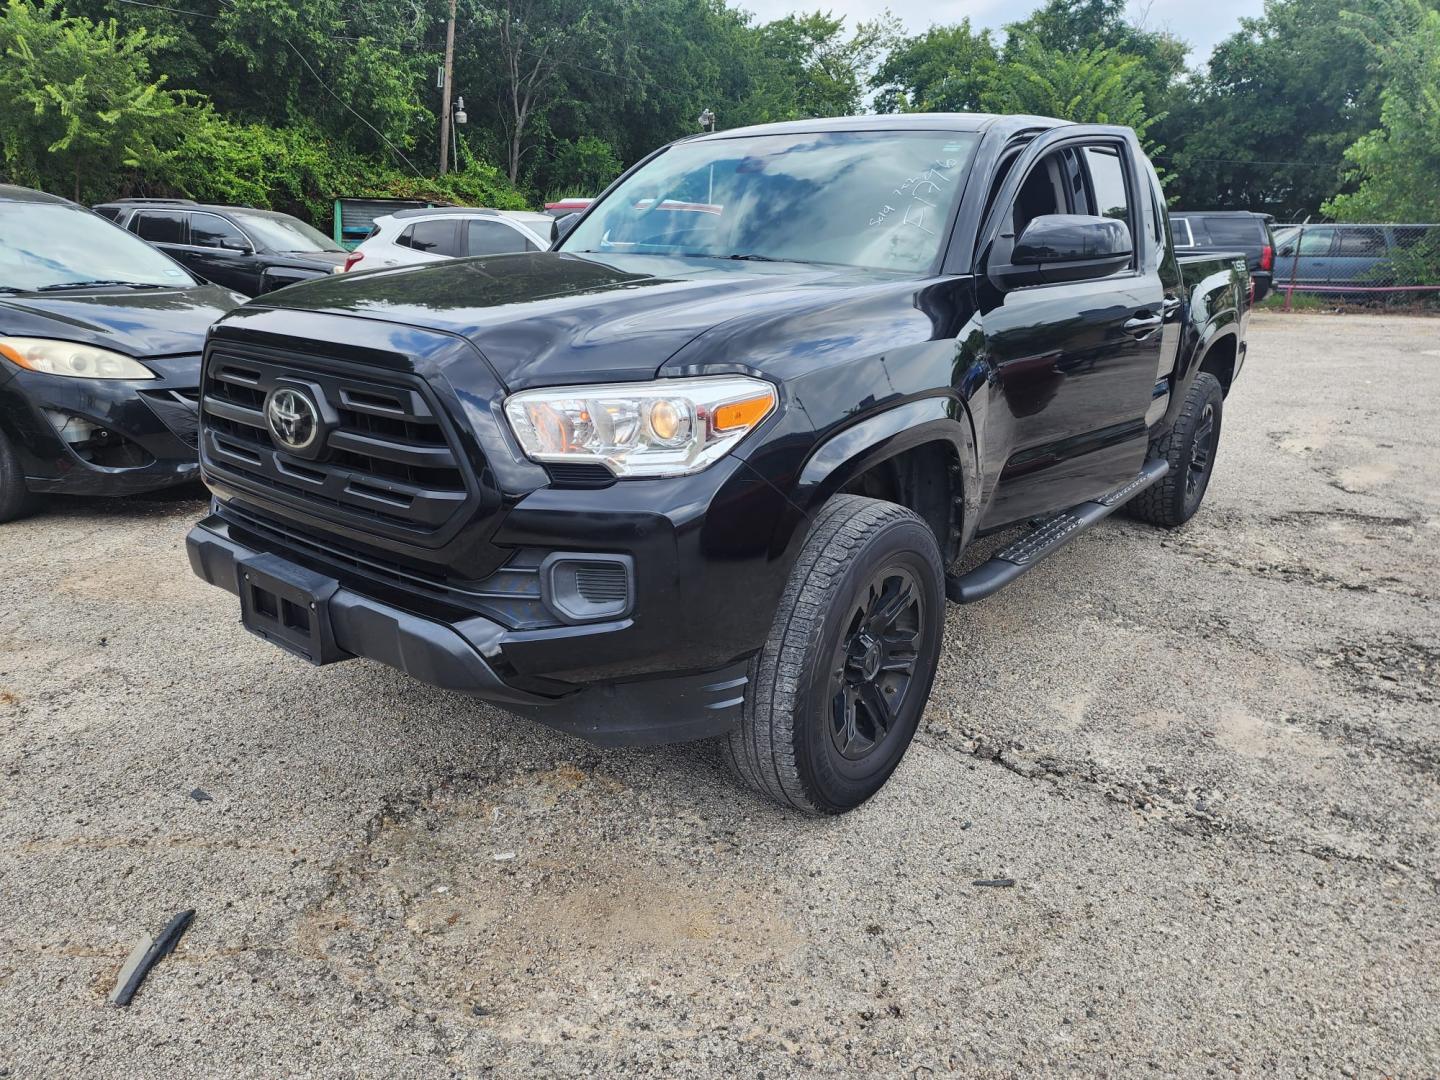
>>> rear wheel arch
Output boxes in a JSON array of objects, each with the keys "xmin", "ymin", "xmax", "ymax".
[{"xmin": 1197, "ymin": 332, "xmax": 1239, "ymax": 396}]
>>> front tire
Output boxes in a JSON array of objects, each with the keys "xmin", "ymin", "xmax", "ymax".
[
  {"xmin": 1126, "ymin": 372, "xmax": 1224, "ymax": 529},
  {"xmin": 722, "ymin": 495, "xmax": 945, "ymax": 814},
  {"xmin": 0, "ymin": 427, "xmax": 35, "ymax": 524}
]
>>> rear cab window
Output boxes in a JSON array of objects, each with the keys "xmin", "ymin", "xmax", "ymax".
[{"xmin": 1199, "ymin": 217, "xmax": 1265, "ymax": 248}]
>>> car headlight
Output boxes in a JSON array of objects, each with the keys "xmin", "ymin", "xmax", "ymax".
[
  {"xmin": 504, "ymin": 375, "xmax": 777, "ymax": 478},
  {"xmin": 0, "ymin": 337, "xmax": 156, "ymax": 380}
]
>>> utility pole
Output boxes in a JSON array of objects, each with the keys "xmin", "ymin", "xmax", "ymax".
[{"xmin": 438, "ymin": 0, "xmax": 457, "ymax": 175}]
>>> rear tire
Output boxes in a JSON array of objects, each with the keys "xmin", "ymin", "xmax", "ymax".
[
  {"xmin": 0, "ymin": 427, "xmax": 35, "ymax": 524},
  {"xmin": 722, "ymin": 495, "xmax": 945, "ymax": 814},
  {"xmin": 1125, "ymin": 372, "xmax": 1224, "ymax": 529}
]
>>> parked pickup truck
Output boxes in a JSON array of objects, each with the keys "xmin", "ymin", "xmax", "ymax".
[{"xmin": 186, "ymin": 114, "xmax": 1248, "ymax": 814}]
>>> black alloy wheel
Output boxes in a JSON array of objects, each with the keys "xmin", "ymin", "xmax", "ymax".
[{"xmin": 829, "ymin": 566, "xmax": 924, "ymax": 766}]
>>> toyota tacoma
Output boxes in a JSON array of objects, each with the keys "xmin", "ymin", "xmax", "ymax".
[{"xmin": 186, "ymin": 114, "xmax": 1249, "ymax": 813}]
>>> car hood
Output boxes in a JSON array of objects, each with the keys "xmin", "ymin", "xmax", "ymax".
[
  {"xmin": 0, "ymin": 284, "xmax": 242, "ymax": 357},
  {"xmin": 276, "ymin": 250, "xmax": 350, "ymax": 270},
  {"xmin": 246, "ymin": 251, "xmax": 902, "ymax": 390}
]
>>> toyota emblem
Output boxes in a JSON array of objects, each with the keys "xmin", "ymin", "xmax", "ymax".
[{"xmin": 265, "ymin": 387, "xmax": 321, "ymax": 452}]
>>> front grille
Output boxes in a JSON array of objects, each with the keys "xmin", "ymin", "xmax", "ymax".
[{"xmin": 199, "ymin": 350, "xmax": 474, "ymax": 539}]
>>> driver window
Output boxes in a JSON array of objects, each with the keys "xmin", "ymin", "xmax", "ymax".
[{"xmin": 1011, "ymin": 152, "xmax": 1067, "ymax": 237}]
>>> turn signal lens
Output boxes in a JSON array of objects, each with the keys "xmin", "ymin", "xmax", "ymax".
[{"xmin": 712, "ymin": 394, "xmax": 774, "ymax": 432}]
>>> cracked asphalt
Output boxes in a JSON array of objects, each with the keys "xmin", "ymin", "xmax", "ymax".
[{"xmin": 1, "ymin": 313, "xmax": 1437, "ymax": 1077}]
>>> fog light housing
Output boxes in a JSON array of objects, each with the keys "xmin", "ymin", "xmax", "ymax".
[{"xmin": 540, "ymin": 553, "xmax": 634, "ymax": 624}]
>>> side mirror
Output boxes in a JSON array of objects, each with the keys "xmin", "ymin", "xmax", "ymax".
[
  {"xmin": 989, "ymin": 214, "xmax": 1132, "ymax": 290},
  {"xmin": 220, "ymin": 238, "xmax": 253, "ymax": 254},
  {"xmin": 551, "ymin": 212, "xmax": 582, "ymax": 245}
]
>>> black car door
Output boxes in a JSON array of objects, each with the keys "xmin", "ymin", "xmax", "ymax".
[
  {"xmin": 973, "ymin": 130, "xmax": 1165, "ymax": 529},
  {"xmin": 185, "ymin": 212, "xmax": 261, "ymax": 294}
]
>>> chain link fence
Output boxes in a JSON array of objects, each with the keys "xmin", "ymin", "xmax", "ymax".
[{"xmin": 1273, "ymin": 223, "xmax": 1440, "ymax": 309}]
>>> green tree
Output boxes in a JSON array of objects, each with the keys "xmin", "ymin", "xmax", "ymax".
[
  {"xmin": 1003, "ymin": 0, "xmax": 1189, "ymax": 117},
  {"xmin": 1325, "ymin": 0, "xmax": 1440, "ymax": 221},
  {"xmin": 979, "ymin": 41, "xmax": 1159, "ymax": 144},
  {"xmin": 465, "ymin": 0, "xmax": 628, "ymax": 184},
  {"xmin": 0, "ymin": 0, "xmax": 196, "ymax": 201},
  {"xmin": 527, "ymin": 135, "xmax": 622, "ymax": 200},
  {"xmin": 750, "ymin": 12, "xmax": 895, "ymax": 120},
  {"xmin": 870, "ymin": 20, "xmax": 999, "ymax": 113},
  {"xmin": 1164, "ymin": 0, "xmax": 1394, "ymax": 219},
  {"xmin": 70, "ymin": 0, "xmax": 437, "ymax": 163}
]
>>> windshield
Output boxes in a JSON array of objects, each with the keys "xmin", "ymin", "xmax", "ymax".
[
  {"xmin": 0, "ymin": 203, "xmax": 197, "ymax": 291},
  {"xmin": 231, "ymin": 211, "xmax": 344, "ymax": 254},
  {"xmin": 560, "ymin": 130, "xmax": 981, "ymax": 273}
]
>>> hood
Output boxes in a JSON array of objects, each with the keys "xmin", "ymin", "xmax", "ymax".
[
  {"xmin": 246, "ymin": 251, "xmax": 898, "ymax": 390},
  {"xmin": 278, "ymin": 250, "xmax": 350, "ymax": 270},
  {"xmin": 0, "ymin": 283, "xmax": 242, "ymax": 357}
]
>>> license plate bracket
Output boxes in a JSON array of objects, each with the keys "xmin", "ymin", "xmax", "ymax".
[{"xmin": 235, "ymin": 553, "xmax": 350, "ymax": 666}]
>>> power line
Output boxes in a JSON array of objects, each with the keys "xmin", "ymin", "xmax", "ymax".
[
  {"xmin": 1183, "ymin": 157, "xmax": 1345, "ymax": 168},
  {"xmin": 111, "ymin": 0, "xmax": 218, "ymax": 19},
  {"xmin": 280, "ymin": 38, "xmax": 424, "ymax": 177}
]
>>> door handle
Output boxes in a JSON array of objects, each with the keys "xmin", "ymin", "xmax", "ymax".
[
  {"xmin": 1162, "ymin": 295, "xmax": 1182, "ymax": 319},
  {"xmin": 1124, "ymin": 314, "xmax": 1163, "ymax": 338}
]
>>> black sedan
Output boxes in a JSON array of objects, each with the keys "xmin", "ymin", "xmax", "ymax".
[
  {"xmin": 92, "ymin": 198, "xmax": 349, "ymax": 297},
  {"xmin": 0, "ymin": 185, "xmax": 242, "ymax": 521}
]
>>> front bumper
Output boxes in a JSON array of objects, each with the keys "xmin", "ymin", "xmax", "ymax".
[
  {"xmin": 0, "ymin": 356, "xmax": 201, "ymax": 496},
  {"xmin": 186, "ymin": 518, "xmax": 752, "ymax": 746}
]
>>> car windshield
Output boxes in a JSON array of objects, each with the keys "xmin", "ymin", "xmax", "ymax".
[
  {"xmin": 560, "ymin": 130, "xmax": 982, "ymax": 273},
  {"xmin": 0, "ymin": 202, "xmax": 197, "ymax": 291},
  {"xmin": 230, "ymin": 211, "xmax": 344, "ymax": 253}
]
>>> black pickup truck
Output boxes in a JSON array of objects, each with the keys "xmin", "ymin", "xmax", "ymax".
[{"xmin": 186, "ymin": 114, "xmax": 1248, "ymax": 814}]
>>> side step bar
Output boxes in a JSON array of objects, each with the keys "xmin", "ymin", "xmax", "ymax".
[{"xmin": 946, "ymin": 458, "xmax": 1170, "ymax": 605}]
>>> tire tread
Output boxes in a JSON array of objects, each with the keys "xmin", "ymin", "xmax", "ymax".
[{"xmin": 723, "ymin": 494, "xmax": 941, "ymax": 814}]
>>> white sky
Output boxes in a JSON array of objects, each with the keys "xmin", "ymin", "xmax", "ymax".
[{"xmin": 738, "ymin": 0, "xmax": 1262, "ymax": 65}]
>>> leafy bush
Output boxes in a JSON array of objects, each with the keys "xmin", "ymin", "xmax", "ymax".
[
  {"xmin": 0, "ymin": 0, "xmax": 192, "ymax": 201},
  {"xmin": 528, "ymin": 136, "xmax": 623, "ymax": 202},
  {"xmin": 117, "ymin": 114, "xmax": 530, "ymax": 224}
]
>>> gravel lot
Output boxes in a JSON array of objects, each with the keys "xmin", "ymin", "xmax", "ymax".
[{"xmin": 1, "ymin": 313, "xmax": 1437, "ymax": 1078}]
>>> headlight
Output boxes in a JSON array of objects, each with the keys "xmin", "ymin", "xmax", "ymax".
[
  {"xmin": 0, "ymin": 337, "xmax": 156, "ymax": 380},
  {"xmin": 504, "ymin": 375, "xmax": 777, "ymax": 478}
]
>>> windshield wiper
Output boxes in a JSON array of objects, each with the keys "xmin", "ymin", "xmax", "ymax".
[
  {"xmin": 36, "ymin": 280, "xmax": 167, "ymax": 291},
  {"xmin": 677, "ymin": 252, "xmax": 791, "ymax": 263}
]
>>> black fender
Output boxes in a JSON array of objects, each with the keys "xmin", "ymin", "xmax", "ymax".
[{"xmin": 787, "ymin": 394, "xmax": 982, "ymax": 556}]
